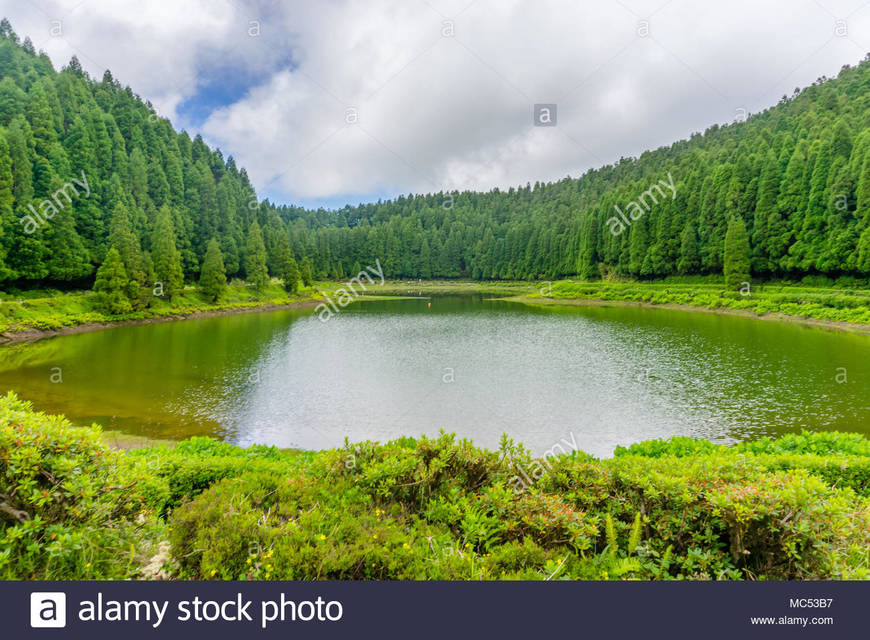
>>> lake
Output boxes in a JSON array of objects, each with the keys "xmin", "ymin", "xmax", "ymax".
[{"xmin": 1, "ymin": 295, "xmax": 869, "ymax": 458}]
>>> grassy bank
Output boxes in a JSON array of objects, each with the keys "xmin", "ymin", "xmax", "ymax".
[
  {"xmin": 518, "ymin": 280, "xmax": 870, "ymax": 329},
  {"xmin": 351, "ymin": 280, "xmax": 536, "ymax": 298},
  {"xmin": 335, "ymin": 278, "xmax": 870, "ymax": 329},
  {"xmin": 6, "ymin": 279, "xmax": 870, "ymax": 340},
  {"xmin": 1, "ymin": 393, "xmax": 867, "ymax": 581},
  {"xmin": 0, "ymin": 281, "xmax": 323, "ymax": 339}
]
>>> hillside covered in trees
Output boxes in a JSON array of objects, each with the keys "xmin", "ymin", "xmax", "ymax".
[
  {"xmin": 280, "ymin": 55, "xmax": 870, "ymax": 283},
  {"xmin": 0, "ymin": 18, "xmax": 869, "ymax": 293}
]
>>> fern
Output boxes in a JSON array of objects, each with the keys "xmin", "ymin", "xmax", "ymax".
[
  {"xmin": 605, "ymin": 514, "xmax": 618, "ymax": 558},
  {"xmin": 656, "ymin": 544, "xmax": 673, "ymax": 579},
  {"xmin": 610, "ymin": 557, "xmax": 643, "ymax": 578},
  {"xmin": 628, "ymin": 513, "xmax": 642, "ymax": 555}
]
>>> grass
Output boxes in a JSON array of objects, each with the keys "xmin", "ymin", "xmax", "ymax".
[
  {"xmin": 517, "ymin": 280, "xmax": 870, "ymax": 327},
  {"xmin": 1, "ymin": 393, "xmax": 868, "ymax": 581},
  {"xmin": 340, "ymin": 279, "xmax": 536, "ymax": 298},
  {"xmin": 4, "ymin": 277, "xmax": 870, "ymax": 338},
  {"xmin": 0, "ymin": 281, "xmax": 323, "ymax": 335}
]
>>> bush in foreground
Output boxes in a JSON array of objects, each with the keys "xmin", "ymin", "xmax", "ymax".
[
  {"xmin": 1, "ymin": 393, "xmax": 868, "ymax": 581},
  {"xmin": 0, "ymin": 393, "xmax": 160, "ymax": 578}
]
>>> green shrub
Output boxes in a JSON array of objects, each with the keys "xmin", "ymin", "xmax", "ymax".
[
  {"xmin": 168, "ymin": 431, "xmax": 870, "ymax": 581},
  {"xmin": 124, "ymin": 436, "xmax": 303, "ymax": 514},
  {"xmin": 3, "ymin": 394, "xmax": 868, "ymax": 581},
  {"xmin": 0, "ymin": 393, "xmax": 158, "ymax": 579}
]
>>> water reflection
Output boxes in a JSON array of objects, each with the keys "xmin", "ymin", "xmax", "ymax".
[{"xmin": 1, "ymin": 296, "xmax": 868, "ymax": 457}]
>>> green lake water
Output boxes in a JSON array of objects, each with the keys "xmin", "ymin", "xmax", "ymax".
[{"xmin": 1, "ymin": 295, "xmax": 869, "ymax": 457}]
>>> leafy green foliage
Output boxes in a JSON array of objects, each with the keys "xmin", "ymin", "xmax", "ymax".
[
  {"xmin": 3, "ymin": 394, "xmax": 868, "ymax": 581},
  {"xmin": 0, "ymin": 281, "xmax": 319, "ymax": 334},
  {"xmin": 166, "ymin": 432, "xmax": 869, "ymax": 581},
  {"xmin": 542, "ymin": 280, "xmax": 870, "ymax": 325},
  {"xmin": 0, "ymin": 393, "xmax": 159, "ymax": 578}
]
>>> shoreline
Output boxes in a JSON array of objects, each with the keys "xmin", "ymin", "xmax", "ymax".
[
  {"xmin": 5, "ymin": 282, "xmax": 870, "ymax": 345},
  {"xmin": 0, "ymin": 298, "xmax": 321, "ymax": 345},
  {"xmin": 505, "ymin": 295, "xmax": 870, "ymax": 335}
]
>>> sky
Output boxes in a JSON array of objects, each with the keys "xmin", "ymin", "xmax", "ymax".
[{"xmin": 3, "ymin": 0, "xmax": 870, "ymax": 209}]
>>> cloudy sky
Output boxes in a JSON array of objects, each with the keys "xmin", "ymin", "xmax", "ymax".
[{"xmin": 4, "ymin": 1, "xmax": 870, "ymax": 208}]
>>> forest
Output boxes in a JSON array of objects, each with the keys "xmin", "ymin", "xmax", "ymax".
[{"xmin": 1, "ymin": 18, "xmax": 870, "ymax": 300}]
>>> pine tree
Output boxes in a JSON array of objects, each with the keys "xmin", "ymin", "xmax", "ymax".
[
  {"xmin": 244, "ymin": 220, "xmax": 269, "ymax": 291},
  {"xmin": 770, "ymin": 142, "xmax": 807, "ymax": 269},
  {"xmin": 151, "ymin": 204, "xmax": 184, "ymax": 298},
  {"xmin": 724, "ymin": 216, "xmax": 751, "ymax": 290},
  {"xmin": 199, "ymin": 237, "xmax": 227, "ymax": 302},
  {"xmin": 0, "ymin": 131, "xmax": 14, "ymax": 280},
  {"xmin": 677, "ymin": 220, "xmax": 699, "ymax": 274},
  {"xmin": 790, "ymin": 139, "xmax": 832, "ymax": 270},
  {"xmin": 280, "ymin": 252, "xmax": 300, "ymax": 293},
  {"xmin": 628, "ymin": 217, "xmax": 648, "ymax": 276},
  {"xmin": 751, "ymin": 152, "xmax": 780, "ymax": 274},
  {"xmin": 108, "ymin": 203, "xmax": 145, "ymax": 301},
  {"xmin": 46, "ymin": 209, "xmax": 92, "ymax": 281},
  {"xmin": 220, "ymin": 235, "xmax": 241, "ymax": 277},
  {"xmin": 418, "ymin": 238, "xmax": 432, "ymax": 279},
  {"xmin": 7, "ymin": 204, "xmax": 48, "ymax": 280},
  {"xmin": 576, "ymin": 217, "xmax": 598, "ymax": 279},
  {"xmin": 818, "ymin": 159, "xmax": 856, "ymax": 273},
  {"xmin": 301, "ymin": 256, "xmax": 313, "ymax": 286},
  {"xmin": 1, "ymin": 22, "xmax": 870, "ymax": 288},
  {"xmin": 93, "ymin": 247, "xmax": 132, "ymax": 314}
]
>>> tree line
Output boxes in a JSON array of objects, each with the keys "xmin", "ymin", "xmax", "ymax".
[
  {"xmin": 1, "ymin": 18, "xmax": 869, "ymax": 303},
  {"xmin": 270, "ymin": 55, "xmax": 870, "ymax": 286},
  {"xmin": 0, "ymin": 19, "xmax": 311, "ymax": 306}
]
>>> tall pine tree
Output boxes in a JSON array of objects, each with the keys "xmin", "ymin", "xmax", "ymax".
[
  {"xmin": 151, "ymin": 204, "xmax": 184, "ymax": 298},
  {"xmin": 724, "ymin": 216, "xmax": 751, "ymax": 290},
  {"xmin": 199, "ymin": 237, "xmax": 227, "ymax": 302},
  {"xmin": 244, "ymin": 220, "xmax": 269, "ymax": 291},
  {"xmin": 92, "ymin": 247, "xmax": 131, "ymax": 314}
]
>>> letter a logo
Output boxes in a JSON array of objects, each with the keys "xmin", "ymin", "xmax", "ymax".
[{"xmin": 30, "ymin": 592, "xmax": 66, "ymax": 628}]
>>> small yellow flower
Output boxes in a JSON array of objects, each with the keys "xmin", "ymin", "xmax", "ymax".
[
  {"xmin": 246, "ymin": 558, "xmax": 252, "ymax": 564},
  {"xmin": 210, "ymin": 569, "xmax": 217, "ymax": 576},
  {"xmin": 402, "ymin": 543, "xmax": 410, "ymax": 549},
  {"xmin": 318, "ymin": 534, "xmax": 326, "ymax": 541},
  {"xmin": 85, "ymin": 563, "xmax": 91, "ymax": 568}
]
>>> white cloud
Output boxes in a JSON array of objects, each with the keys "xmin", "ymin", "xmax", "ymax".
[{"xmin": 5, "ymin": 1, "xmax": 870, "ymax": 205}]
